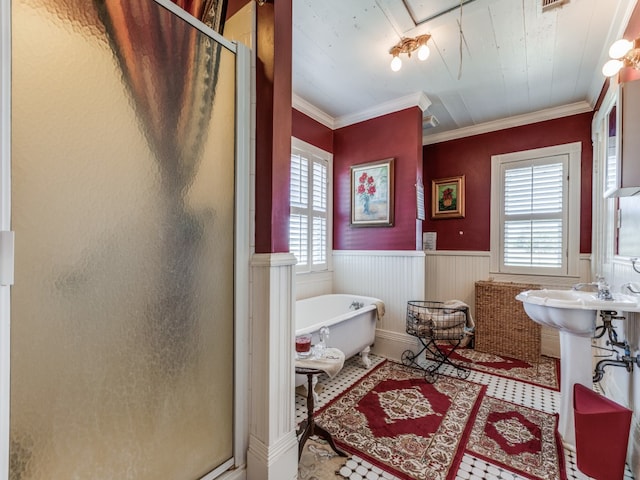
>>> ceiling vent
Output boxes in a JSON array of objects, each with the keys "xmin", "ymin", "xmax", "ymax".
[{"xmin": 542, "ymin": 0, "xmax": 568, "ymax": 12}]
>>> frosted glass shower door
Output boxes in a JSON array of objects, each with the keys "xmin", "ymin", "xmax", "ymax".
[{"xmin": 10, "ymin": 1, "xmax": 236, "ymax": 478}]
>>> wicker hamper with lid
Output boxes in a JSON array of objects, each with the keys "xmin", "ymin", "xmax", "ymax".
[{"xmin": 474, "ymin": 280, "xmax": 541, "ymax": 363}]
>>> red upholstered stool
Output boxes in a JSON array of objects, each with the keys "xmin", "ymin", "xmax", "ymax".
[{"xmin": 573, "ymin": 383, "xmax": 632, "ymax": 480}]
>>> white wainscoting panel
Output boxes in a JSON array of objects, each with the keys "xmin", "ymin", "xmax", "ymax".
[
  {"xmin": 425, "ymin": 251, "xmax": 491, "ymax": 317},
  {"xmin": 247, "ymin": 253, "xmax": 298, "ymax": 480},
  {"xmin": 332, "ymin": 250, "xmax": 426, "ymax": 360},
  {"xmin": 424, "ymin": 251, "xmax": 592, "ymax": 359},
  {"xmin": 295, "ymin": 271, "xmax": 333, "ymax": 301},
  {"xmin": 597, "ymin": 258, "xmax": 640, "ymax": 476},
  {"xmin": 332, "ymin": 250, "xmax": 590, "ymax": 361},
  {"xmin": 333, "ymin": 250, "xmax": 426, "ymax": 332}
]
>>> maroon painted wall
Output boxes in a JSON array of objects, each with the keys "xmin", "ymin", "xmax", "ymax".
[
  {"xmin": 292, "ymin": 109, "xmax": 334, "ymax": 153},
  {"xmin": 334, "ymin": 108, "xmax": 424, "ymax": 251},
  {"xmin": 423, "ymin": 113, "xmax": 593, "ymax": 253},
  {"xmin": 254, "ymin": 0, "xmax": 292, "ymax": 253}
]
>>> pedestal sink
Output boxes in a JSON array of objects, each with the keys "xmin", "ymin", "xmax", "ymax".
[{"xmin": 516, "ymin": 289, "xmax": 640, "ymax": 448}]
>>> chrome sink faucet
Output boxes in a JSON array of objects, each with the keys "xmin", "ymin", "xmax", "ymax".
[{"xmin": 572, "ymin": 276, "xmax": 613, "ymax": 301}]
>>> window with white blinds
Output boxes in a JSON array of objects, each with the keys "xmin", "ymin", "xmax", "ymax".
[
  {"xmin": 490, "ymin": 143, "xmax": 581, "ymax": 277},
  {"xmin": 290, "ymin": 138, "xmax": 332, "ymax": 272},
  {"xmin": 502, "ymin": 160, "xmax": 565, "ymax": 270}
]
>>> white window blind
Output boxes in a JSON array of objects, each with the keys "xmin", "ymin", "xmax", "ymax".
[
  {"xmin": 502, "ymin": 161, "xmax": 565, "ymax": 269},
  {"xmin": 290, "ymin": 138, "xmax": 331, "ymax": 272},
  {"xmin": 605, "ymin": 105, "xmax": 618, "ymax": 194}
]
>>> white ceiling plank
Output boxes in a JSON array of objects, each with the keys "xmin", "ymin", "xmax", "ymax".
[
  {"xmin": 488, "ymin": 0, "xmax": 529, "ymax": 117},
  {"xmin": 406, "ymin": 0, "xmax": 476, "ymax": 25},
  {"xmin": 375, "ymin": 0, "xmax": 416, "ymax": 35},
  {"xmin": 402, "ymin": 0, "xmax": 497, "ymax": 35},
  {"xmin": 547, "ymin": 0, "xmax": 606, "ymax": 108},
  {"xmin": 461, "ymin": 82, "xmax": 515, "ymax": 124},
  {"xmin": 522, "ymin": 0, "xmax": 557, "ymax": 111},
  {"xmin": 436, "ymin": 90, "xmax": 475, "ymax": 128},
  {"xmin": 291, "ymin": 0, "xmax": 634, "ymax": 140}
]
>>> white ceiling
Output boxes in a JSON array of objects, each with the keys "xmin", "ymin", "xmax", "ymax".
[{"xmin": 291, "ymin": 0, "xmax": 637, "ymax": 144}]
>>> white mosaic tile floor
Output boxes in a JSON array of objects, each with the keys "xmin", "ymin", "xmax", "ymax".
[{"xmin": 295, "ymin": 353, "xmax": 635, "ymax": 480}]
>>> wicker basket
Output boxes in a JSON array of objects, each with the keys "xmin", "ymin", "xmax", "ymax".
[{"xmin": 474, "ymin": 281, "xmax": 541, "ymax": 363}]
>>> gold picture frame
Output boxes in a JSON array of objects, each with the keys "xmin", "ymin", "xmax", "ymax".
[
  {"xmin": 351, "ymin": 158, "xmax": 394, "ymax": 226},
  {"xmin": 432, "ymin": 175, "xmax": 465, "ymax": 219}
]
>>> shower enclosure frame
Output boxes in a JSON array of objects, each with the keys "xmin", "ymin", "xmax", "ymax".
[{"xmin": 0, "ymin": 0, "xmax": 251, "ymax": 478}]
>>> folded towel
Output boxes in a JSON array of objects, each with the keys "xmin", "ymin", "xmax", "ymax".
[
  {"xmin": 295, "ymin": 347, "xmax": 345, "ymax": 379},
  {"xmin": 443, "ymin": 299, "xmax": 476, "ymax": 330},
  {"xmin": 373, "ymin": 300, "xmax": 385, "ymax": 321}
]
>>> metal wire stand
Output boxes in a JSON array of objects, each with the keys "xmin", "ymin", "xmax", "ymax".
[{"xmin": 401, "ymin": 300, "xmax": 471, "ymax": 383}]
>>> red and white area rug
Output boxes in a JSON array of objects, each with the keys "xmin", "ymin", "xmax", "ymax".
[
  {"xmin": 440, "ymin": 347, "xmax": 560, "ymax": 390},
  {"xmin": 466, "ymin": 395, "xmax": 567, "ymax": 480},
  {"xmin": 314, "ymin": 360, "xmax": 567, "ymax": 480},
  {"xmin": 315, "ymin": 360, "xmax": 485, "ymax": 480}
]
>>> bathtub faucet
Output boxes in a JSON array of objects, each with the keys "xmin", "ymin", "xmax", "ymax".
[
  {"xmin": 572, "ymin": 276, "xmax": 613, "ymax": 301},
  {"xmin": 349, "ymin": 301, "xmax": 364, "ymax": 310}
]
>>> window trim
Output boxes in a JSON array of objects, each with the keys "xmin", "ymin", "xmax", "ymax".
[
  {"xmin": 591, "ymin": 86, "xmax": 620, "ymax": 268},
  {"xmin": 490, "ymin": 142, "xmax": 581, "ymax": 277},
  {"xmin": 290, "ymin": 137, "xmax": 333, "ymax": 274}
]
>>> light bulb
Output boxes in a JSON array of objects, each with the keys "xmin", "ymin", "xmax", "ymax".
[
  {"xmin": 417, "ymin": 44, "xmax": 430, "ymax": 61},
  {"xmin": 602, "ymin": 59, "xmax": 624, "ymax": 77},
  {"xmin": 609, "ymin": 39, "xmax": 633, "ymax": 59},
  {"xmin": 390, "ymin": 55, "xmax": 402, "ymax": 72}
]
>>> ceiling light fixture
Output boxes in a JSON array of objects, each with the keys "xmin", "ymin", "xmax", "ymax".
[
  {"xmin": 602, "ymin": 37, "xmax": 640, "ymax": 77},
  {"xmin": 389, "ymin": 34, "xmax": 431, "ymax": 72}
]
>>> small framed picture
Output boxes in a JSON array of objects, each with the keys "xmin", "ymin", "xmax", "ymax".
[
  {"xmin": 432, "ymin": 175, "xmax": 465, "ymax": 219},
  {"xmin": 351, "ymin": 158, "xmax": 394, "ymax": 226}
]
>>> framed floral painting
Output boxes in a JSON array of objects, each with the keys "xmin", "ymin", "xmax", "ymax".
[
  {"xmin": 432, "ymin": 175, "xmax": 465, "ymax": 219},
  {"xmin": 351, "ymin": 159, "xmax": 394, "ymax": 226}
]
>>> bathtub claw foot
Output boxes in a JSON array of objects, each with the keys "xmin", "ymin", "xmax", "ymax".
[{"xmin": 360, "ymin": 346, "xmax": 372, "ymax": 368}]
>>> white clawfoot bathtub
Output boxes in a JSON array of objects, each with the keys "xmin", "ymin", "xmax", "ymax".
[{"xmin": 295, "ymin": 294, "xmax": 383, "ymax": 387}]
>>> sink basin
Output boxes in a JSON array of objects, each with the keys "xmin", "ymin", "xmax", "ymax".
[
  {"xmin": 516, "ymin": 289, "xmax": 640, "ymax": 337},
  {"xmin": 516, "ymin": 288, "xmax": 639, "ymax": 310},
  {"xmin": 516, "ymin": 287, "xmax": 640, "ymax": 448}
]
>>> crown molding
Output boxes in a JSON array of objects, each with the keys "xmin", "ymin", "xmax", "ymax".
[
  {"xmin": 422, "ymin": 101, "xmax": 593, "ymax": 145},
  {"xmin": 293, "ymin": 93, "xmax": 591, "ymax": 145},
  {"xmin": 334, "ymin": 92, "xmax": 431, "ymax": 129},
  {"xmin": 292, "ymin": 93, "xmax": 336, "ymax": 129},
  {"xmin": 292, "ymin": 92, "xmax": 432, "ymax": 131}
]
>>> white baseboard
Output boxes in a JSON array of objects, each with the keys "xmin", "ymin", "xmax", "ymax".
[
  {"xmin": 217, "ymin": 468, "xmax": 247, "ymax": 480},
  {"xmin": 372, "ymin": 329, "xmax": 421, "ymax": 363},
  {"xmin": 246, "ymin": 433, "xmax": 298, "ymax": 480}
]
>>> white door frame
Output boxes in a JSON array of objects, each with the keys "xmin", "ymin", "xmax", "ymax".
[{"xmin": 0, "ymin": 0, "xmax": 12, "ymax": 477}]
